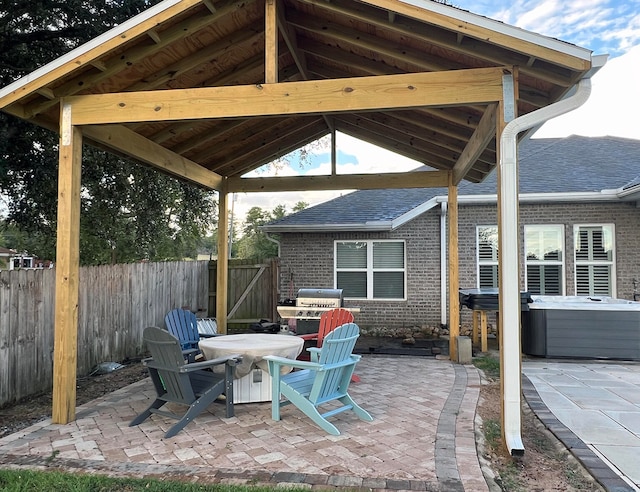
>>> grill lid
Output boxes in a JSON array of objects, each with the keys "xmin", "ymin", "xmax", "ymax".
[{"xmin": 296, "ymin": 288, "xmax": 343, "ymax": 301}]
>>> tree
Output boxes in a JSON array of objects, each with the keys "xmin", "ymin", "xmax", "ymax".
[
  {"xmin": 0, "ymin": 0, "xmax": 216, "ymax": 265},
  {"xmin": 234, "ymin": 203, "xmax": 307, "ymax": 259}
]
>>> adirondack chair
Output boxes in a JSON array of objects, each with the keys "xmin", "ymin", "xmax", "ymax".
[
  {"xmin": 297, "ymin": 308, "xmax": 360, "ymax": 382},
  {"xmin": 129, "ymin": 326, "xmax": 241, "ymax": 438},
  {"xmin": 297, "ymin": 308, "xmax": 355, "ymax": 358},
  {"xmin": 165, "ymin": 308, "xmax": 217, "ymax": 361},
  {"xmin": 264, "ymin": 323, "xmax": 373, "ymax": 436}
]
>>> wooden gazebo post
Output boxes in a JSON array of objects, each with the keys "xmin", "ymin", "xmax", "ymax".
[
  {"xmin": 52, "ymin": 103, "xmax": 83, "ymax": 424},
  {"xmin": 447, "ymin": 172, "xmax": 459, "ymax": 362},
  {"xmin": 216, "ymin": 178, "xmax": 229, "ymax": 334}
]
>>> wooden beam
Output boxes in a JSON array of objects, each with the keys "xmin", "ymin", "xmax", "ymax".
[
  {"xmin": 265, "ymin": 0, "xmax": 278, "ymax": 83},
  {"xmin": 52, "ymin": 106, "xmax": 82, "ymax": 424},
  {"xmin": 82, "ymin": 125, "xmax": 223, "ymax": 190},
  {"xmin": 216, "ymin": 180, "xmax": 230, "ymax": 334},
  {"xmin": 447, "ymin": 171, "xmax": 459, "ymax": 362},
  {"xmin": 227, "ymin": 170, "xmax": 449, "ymax": 192},
  {"xmin": 67, "ymin": 68, "xmax": 507, "ymax": 125},
  {"xmin": 452, "ymin": 104, "xmax": 497, "ymax": 184}
]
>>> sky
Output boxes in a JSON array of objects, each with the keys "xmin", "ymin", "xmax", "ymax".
[{"xmin": 231, "ymin": 0, "xmax": 640, "ymax": 225}]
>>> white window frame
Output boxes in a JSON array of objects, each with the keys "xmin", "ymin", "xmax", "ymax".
[
  {"xmin": 573, "ymin": 224, "xmax": 616, "ymax": 297},
  {"xmin": 334, "ymin": 240, "xmax": 407, "ymax": 300},
  {"xmin": 476, "ymin": 225, "xmax": 499, "ymax": 289},
  {"xmin": 524, "ymin": 225, "xmax": 565, "ymax": 295}
]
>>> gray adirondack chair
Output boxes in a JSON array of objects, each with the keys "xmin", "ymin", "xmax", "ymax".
[
  {"xmin": 129, "ymin": 326, "xmax": 241, "ymax": 438},
  {"xmin": 263, "ymin": 323, "xmax": 372, "ymax": 435}
]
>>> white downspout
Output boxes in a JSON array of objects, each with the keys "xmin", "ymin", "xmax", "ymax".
[
  {"xmin": 500, "ymin": 77, "xmax": 593, "ymax": 456},
  {"xmin": 265, "ymin": 232, "xmax": 281, "ymax": 257},
  {"xmin": 440, "ymin": 201, "xmax": 448, "ymax": 326}
]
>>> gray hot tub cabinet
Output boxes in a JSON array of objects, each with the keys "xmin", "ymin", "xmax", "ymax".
[{"xmin": 522, "ymin": 296, "xmax": 640, "ymax": 360}]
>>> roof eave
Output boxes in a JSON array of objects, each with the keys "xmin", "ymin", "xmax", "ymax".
[{"xmin": 264, "ymin": 190, "xmax": 637, "ymax": 233}]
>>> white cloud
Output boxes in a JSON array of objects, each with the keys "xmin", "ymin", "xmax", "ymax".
[{"xmin": 534, "ymin": 44, "xmax": 640, "ymax": 139}]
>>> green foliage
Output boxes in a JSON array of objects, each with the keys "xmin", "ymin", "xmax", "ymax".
[
  {"xmin": 0, "ymin": 0, "xmax": 217, "ymax": 265},
  {"xmin": 234, "ymin": 203, "xmax": 307, "ymax": 259}
]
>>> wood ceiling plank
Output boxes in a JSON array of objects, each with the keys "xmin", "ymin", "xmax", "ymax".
[
  {"xmin": 126, "ymin": 26, "xmax": 264, "ymax": 91},
  {"xmin": 287, "ymin": 11, "xmax": 458, "ymax": 73},
  {"xmin": 67, "ymin": 67, "xmax": 507, "ymax": 125},
  {"xmin": 345, "ymin": 112, "xmax": 465, "ymax": 162},
  {"xmin": 21, "ymin": 0, "xmax": 249, "ymax": 119},
  {"xmin": 82, "ymin": 124, "xmax": 223, "ymax": 189},
  {"xmin": 194, "ymin": 116, "xmax": 327, "ymax": 166},
  {"xmin": 292, "ymin": 0, "xmax": 580, "ymax": 87},
  {"xmin": 356, "ymin": 0, "xmax": 591, "ymax": 71},
  {"xmin": 169, "ymin": 119, "xmax": 249, "ymax": 154}
]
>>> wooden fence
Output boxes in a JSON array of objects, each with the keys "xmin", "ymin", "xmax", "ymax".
[
  {"xmin": 0, "ymin": 258, "xmax": 279, "ymax": 407},
  {"xmin": 0, "ymin": 261, "xmax": 209, "ymax": 407},
  {"xmin": 208, "ymin": 258, "xmax": 280, "ymax": 328}
]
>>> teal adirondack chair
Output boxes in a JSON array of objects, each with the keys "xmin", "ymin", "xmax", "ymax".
[
  {"xmin": 264, "ymin": 323, "xmax": 373, "ymax": 436},
  {"xmin": 129, "ymin": 326, "xmax": 240, "ymax": 438}
]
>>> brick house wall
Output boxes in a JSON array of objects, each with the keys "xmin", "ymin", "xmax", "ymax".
[{"xmin": 277, "ymin": 200, "xmax": 640, "ymax": 331}]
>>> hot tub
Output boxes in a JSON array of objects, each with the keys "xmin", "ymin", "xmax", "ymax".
[{"xmin": 522, "ymin": 296, "xmax": 640, "ymax": 360}]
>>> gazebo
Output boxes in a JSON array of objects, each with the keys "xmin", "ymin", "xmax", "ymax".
[{"xmin": 0, "ymin": 0, "xmax": 603, "ymax": 455}]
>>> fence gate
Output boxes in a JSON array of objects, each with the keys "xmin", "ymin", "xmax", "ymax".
[{"xmin": 208, "ymin": 258, "xmax": 279, "ymax": 330}]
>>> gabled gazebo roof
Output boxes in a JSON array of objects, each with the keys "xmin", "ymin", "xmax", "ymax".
[
  {"xmin": 0, "ymin": 0, "xmax": 595, "ymax": 190},
  {"xmin": 0, "ymin": 0, "xmax": 603, "ymax": 451}
]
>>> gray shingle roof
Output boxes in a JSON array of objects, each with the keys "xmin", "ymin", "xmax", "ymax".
[{"xmin": 263, "ymin": 135, "xmax": 640, "ymax": 231}]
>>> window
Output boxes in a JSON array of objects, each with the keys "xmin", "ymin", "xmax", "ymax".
[
  {"xmin": 335, "ymin": 240, "xmax": 405, "ymax": 299},
  {"xmin": 476, "ymin": 226, "xmax": 498, "ymax": 288},
  {"xmin": 574, "ymin": 224, "xmax": 615, "ymax": 297},
  {"xmin": 525, "ymin": 225, "xmax": 564, "ymax": 295}
]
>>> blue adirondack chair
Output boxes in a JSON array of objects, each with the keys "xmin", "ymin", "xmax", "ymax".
[
  {"xmin": 165, "ymin": 309, "xmax": 217, "ymax": 362},
  {"xmin": 263, "ymin": 323, "xmax": 373, "ymax": 435}
]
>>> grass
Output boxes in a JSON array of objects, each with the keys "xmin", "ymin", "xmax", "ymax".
[
  {"xmin": 472, "ymin": 354, "xmax": 500, "ymax": 379},
  {"xmin": 0, "ymin": 469, "xmax": 311, "ymax": 492}
]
